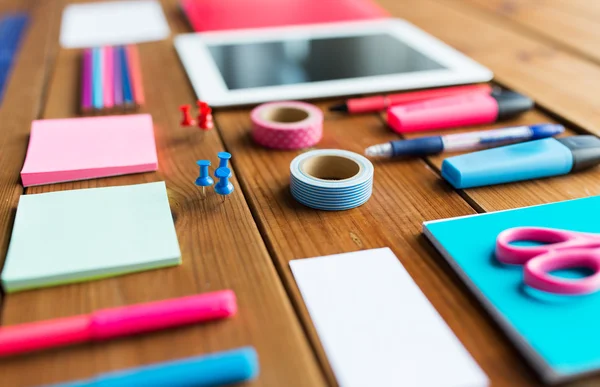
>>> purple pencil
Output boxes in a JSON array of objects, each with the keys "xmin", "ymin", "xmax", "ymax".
[
  {"xmin": 114, "ymin": 45, "xmax": 123, "ymax": 108},
  {"xmin": 81, "ymin": 48, "xmax": 92, "ymax": 112}
]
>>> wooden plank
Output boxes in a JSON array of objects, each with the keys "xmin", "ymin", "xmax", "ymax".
[
  {"xmin": 377, "ymin": 0, "xmax": 600, "ymax": 384},
  {"xmin": 215, "ymin": 104, "xmax": 539, "ymax": 385},
  {"xmin": 460, "ymin": 0, "xmax": 600, "ymax": 63},
  {"xmin": 549, "ymin": 0, "xmax": 600, "ymax": 18},
  {"xmin": 377, "ymin": 0, "xmax": 600, "ymax": 140},
  {"xmin": 0, "ymin": 0, "xmax": 60, "ymax": 309},
  {"xmin": 0, "ymin": 0, "xmax": 327, "ymax": 386}
]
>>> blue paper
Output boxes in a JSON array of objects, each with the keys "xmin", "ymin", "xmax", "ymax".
[{"xmin": 423, "ymin": 196, "xmax": 600, "ymax": 382}]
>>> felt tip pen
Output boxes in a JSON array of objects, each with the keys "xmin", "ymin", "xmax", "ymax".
[
  {"xmin": 442, "ymin": 135, "xmax": 600, "ymax": 189},
  {"xmin": 43, "ymin": 347, "xmax": 259, "ymax": 387},
  {"xmin": 365, "ymin": 123, "xmax": 565, "ymax": 158},
  {"xmin": 0, "ymin": 290, "xmax": 237, "ymax": 357},
  {"xmin": 329, "ymin": 84, "xmax": 493, "ymax": 114},
  {"xmin": 387, "ymin": 90, "xmax": 534, "ymax": 133}
]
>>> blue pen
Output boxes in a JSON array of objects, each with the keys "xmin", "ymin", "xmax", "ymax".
[
  {"xmin": 119, "ymin": 46, "xmax": 134, "ymax": 106},
  {"xmin": 44, "ymin": 347, "xmax": 259, "ymax": 387},
  {"xmin": 365, "ymin": 123, "xmax": 565, "ymax": 158}
]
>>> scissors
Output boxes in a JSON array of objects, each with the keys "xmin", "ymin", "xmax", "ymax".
[{"xmin": 496, "ymin": 227, "xmax": 600, "ymax": 295}]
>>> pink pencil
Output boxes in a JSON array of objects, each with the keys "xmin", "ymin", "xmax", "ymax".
[
  {"xmin": 126, "ymin": 45, "xmax": 145, "ymax": 106},
  {"xmin": 103, "ymin": 46, "xmax": 114, "ymax": 109},
  {"xmin": 0, "ymin": 290, "xmax": 237, "ymax": 357}
]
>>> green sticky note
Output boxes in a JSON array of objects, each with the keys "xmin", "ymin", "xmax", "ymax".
[{"xmin": 2, "ymin": 181, "xmax": 181, "ymax": 292}]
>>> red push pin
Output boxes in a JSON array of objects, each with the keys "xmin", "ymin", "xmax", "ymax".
[
  {"xmin": 197, "ymin": 100, "xmax": 214, "ymax": 131},
  {"xmin": 180, "ymin": 104, "xmax": 195, "ymax": 127}
]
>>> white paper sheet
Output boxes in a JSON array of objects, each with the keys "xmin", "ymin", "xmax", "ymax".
[
  {"xmin": 290, "ymin": 248, "xmax": 489, "ymax": 387},
  {"xmin": 60, "ymin": 0, "xmax": 170, "ymax": 48}
]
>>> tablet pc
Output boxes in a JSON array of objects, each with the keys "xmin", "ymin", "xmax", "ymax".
[{"xmin": 175, "ymin": 19, "xmax": 493, "ymax": 107}]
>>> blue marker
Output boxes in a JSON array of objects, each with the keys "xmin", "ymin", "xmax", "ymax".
[
  {"xmin": 442, "ymin": 135, "xmax": 600, "ymax": 188},
  {"xmin": 365, "ymin": 124, "xmax": 564, "ymax": 158},
  {"xmin": 45, "ymin": 347, "xmax": 259, "ymax": 387},
  {"xmin": 195, "ymin": 160, "xmax": 214, "ymax": 197},
  {"xmin": 214, "ymin": 167, "xmax": 234, "ymax": 202}
]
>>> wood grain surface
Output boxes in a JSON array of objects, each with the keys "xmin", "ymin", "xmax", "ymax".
[
  {"xmin": 0, "ymin": 0, "xmax": 60, "ymax": 309},
  {"xmin": 216, "ymin": 105, "xmax": 540, "ymax": 386},
  {"xmin": 2, "ymin": 0, "xmax": 600, "ymax": 386},
  {"xmin": 460, "ymin": 0, "xmax": 600, "ymax": 63},
  {"xmin": 382, "ymin": 0, "xmax": 600, "ymax": 385},
  {"xmin": 0, "ymin": 1, "xmax": 326, "ymax": 386},
  {"xmin": 385, "ymin": 0, "xmax": 600, "ymax": 138}
]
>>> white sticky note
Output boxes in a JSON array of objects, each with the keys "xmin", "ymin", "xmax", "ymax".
[
  {"xmin": 290, "ymin": 248, "xmax": 489, "ymax": 387},
  {"xmin": 2, "ymin": 182, "xmax": 181, "ymax": 292},
  {"xmin": 59, "ymin": 0, "xmax": 170, "ymax": 48}
]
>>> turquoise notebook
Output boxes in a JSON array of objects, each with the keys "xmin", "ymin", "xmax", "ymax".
[{"xmin": 423, "ymin": 196, "xmax": 600, "ymax": 384}]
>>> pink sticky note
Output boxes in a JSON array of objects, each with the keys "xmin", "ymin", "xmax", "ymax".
[{"xmin": 21, "ymin": 114, "xmax": 158, "ymax": 187}]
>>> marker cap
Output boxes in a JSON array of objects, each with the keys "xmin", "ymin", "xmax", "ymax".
[
  {"xmin": 493, "ymin": 91, "xmax": 534, "ymax": 120},
  {"xmin": 556, "ymin": 135, "xmax": 600, "ymax": 172}
]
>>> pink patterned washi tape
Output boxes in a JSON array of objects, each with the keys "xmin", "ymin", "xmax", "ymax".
[{"xmin": 251, "ymin": 101, "xmax": 323, "ymax": 150}]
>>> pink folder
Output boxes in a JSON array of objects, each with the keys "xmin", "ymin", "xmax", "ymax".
[
  {"xmin": 180, "ymin": 0, "xmax": 389, "ymax": 32},
  {"xmin": 21, "ymin": 114, "xmax": 158, "ymax": 187}
]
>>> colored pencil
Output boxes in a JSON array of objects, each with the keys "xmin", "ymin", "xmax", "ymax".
[
  {"xmin": 81, "ymin": 48, "xmax": 92, "ymax": 111},
  {"xmin": 92, "ymin": 47, "xmax": 103, "ymax": 110},
  {"xmin": 80, "ymin": 44, "xmax": 144, "ymax": 115},
  {"xmin": 113, "ymin": 45, "xmax": 123, "ymax": 107},
  {"xmin": 103, "ymin": 46, "xmax": 114, "ymax": 109},
  {"xmin": 126, "ymin": 45, "xmax": 145, "ymax": 106},
  {"xmin": 120, "ymin": 46, "xmax": 134, "ymax": 107}
]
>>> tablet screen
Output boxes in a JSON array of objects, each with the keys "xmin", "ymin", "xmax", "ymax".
[{"xmin": 207, "ymin": 33, "xmax": 446, "ymax": 90}]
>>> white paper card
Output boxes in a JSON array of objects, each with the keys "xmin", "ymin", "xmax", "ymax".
[
  {"xmin": 60, "ymin": 0, "xmax": 170, "ymax": 48},
  {"xmin": 290, "ymin": 248, "xmax": 488, "ymax": 387}
]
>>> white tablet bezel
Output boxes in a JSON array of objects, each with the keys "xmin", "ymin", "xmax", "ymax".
[{"xmin": 174, "ymin": 19, "xmax": 493, "ymax": 107}]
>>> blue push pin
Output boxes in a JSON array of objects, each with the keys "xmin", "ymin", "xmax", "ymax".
[
  {"xmin": 214, "ymin": 167, "xmax": 234, "ymax": 202},
  {"xmin": 195, "ymin": 160, "xmax": 214, "ymax": 197},
  {"xmin": 217, "ymin": 152, "xmax": 231, "ymax": 169}
]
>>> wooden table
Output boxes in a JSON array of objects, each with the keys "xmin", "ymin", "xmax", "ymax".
[{"xmin": 1, "ymin": 0, "xmax": 600, "ymax": 386}]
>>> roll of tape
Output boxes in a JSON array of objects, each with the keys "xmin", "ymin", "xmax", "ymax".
[
  {"xmin": 290, "ymin": 149, "xmax": 374, "ymax": 211},
  {"xmin": 251, "ymin": 101, "xmax": 323, "ymax": 150}
]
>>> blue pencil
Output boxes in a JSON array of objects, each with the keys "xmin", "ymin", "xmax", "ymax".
[
  {"xmin": 119, "ymin": 46, "xmax": 134, "ymax": 107},
  {"xmin": 92, "ymin": 47, "xmax": 103, "ymax": 110}
]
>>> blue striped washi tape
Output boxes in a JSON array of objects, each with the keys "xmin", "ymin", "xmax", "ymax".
[{"xmin": 290, "ymin": 149, "xmax": 374, "ymax": 211}]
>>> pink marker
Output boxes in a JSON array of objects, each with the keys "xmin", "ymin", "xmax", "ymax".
[
  {"xmin": 0, "ymin": 290, "xmax": 237, "ymax": 357},
  {"xmin": 386, "ymin": 90, "xmax": 533, "ymax": 133},
  {"xmin": 103, "ymin": 46, "xmax": 114, "ymax": 109}
]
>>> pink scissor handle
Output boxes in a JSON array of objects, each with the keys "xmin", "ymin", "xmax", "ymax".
[
  {"xmin": 496, "ymin": 227, "xmax": 580, "ymax": 265},
  {"xmin": 525, "ymin": 248, "xmax": 600, "ymax": 295}
]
